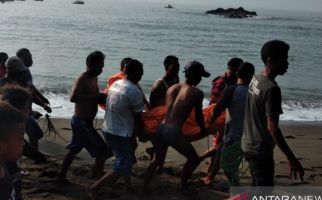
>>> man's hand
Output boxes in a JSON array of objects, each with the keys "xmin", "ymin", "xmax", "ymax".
[
  {"xmin": 43, "ymin": 105, "xmax": 52, "ymax": 113},
  {"xmin": 288, "ymin": 158, "xmax": 304, "ymax": 181},
  {"xmin": 43, "ymin": 97, "xmax": 50, "ymax": 105},
  {"xmin": 32, "ymin": 111, "xmax": 43, "ymax": 120}
]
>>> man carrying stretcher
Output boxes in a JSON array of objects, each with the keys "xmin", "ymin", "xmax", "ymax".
[{"xmin": 142, "ymin": 60, "xmax": 211, "ymax": 195}]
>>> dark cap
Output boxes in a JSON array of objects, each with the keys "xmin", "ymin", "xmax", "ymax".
[{"xmin": 184, "ymin": 60, "xmax": 211, "ymax": 77}]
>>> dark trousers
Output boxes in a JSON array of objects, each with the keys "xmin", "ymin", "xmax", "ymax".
[{"xmin": 245, "ymin": 153, "xmax": 275, "ymax": 186}]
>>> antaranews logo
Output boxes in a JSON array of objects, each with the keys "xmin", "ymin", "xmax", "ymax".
[
  {"xmin": 232, "ymin": 192, "xmax": 249, "ymax": 200},
  {"xmin": 230, "ymin": 187, "xmax": 322, "ymax": 200}
]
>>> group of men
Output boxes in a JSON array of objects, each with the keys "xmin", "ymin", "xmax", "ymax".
[
  {"xmin": 0, "ymin": 49, "xmax": 52, "ymax": 200},
  {"xmin": 0, "ymin": 40, "xmax": 304, "ymax": 200}
]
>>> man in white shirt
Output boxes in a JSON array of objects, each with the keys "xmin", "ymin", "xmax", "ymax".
[{"xmin": 88, "ymin": 59, "xmax": 146, "ymax": 199}]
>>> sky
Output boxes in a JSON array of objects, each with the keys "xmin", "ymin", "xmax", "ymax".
[{"xmin": 164, "ymin": 0, "xmax": 322, "ymax": 12}]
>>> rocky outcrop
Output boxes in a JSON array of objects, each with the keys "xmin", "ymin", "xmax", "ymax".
[
  {"xmin": 206, "ymin": 7, "xmax": 257, "ymax": 18},
  {"xmin": 73, "ymin": 0, "xmax": 84, "ymax": 4}
]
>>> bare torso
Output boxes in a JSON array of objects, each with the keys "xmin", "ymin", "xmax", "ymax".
[
  {"xmin": 163, "ymin": 83, "xmax": 203, "ymax": 128},
  {"xmin": 150, "ymin": 76, "xmax": 179, "ymax": 108},
  {"xmin": 71, "ymin": 73, "xmax": 99, "ymax": 120}
]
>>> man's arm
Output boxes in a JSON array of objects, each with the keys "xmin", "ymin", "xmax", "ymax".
[
  {"xmin": 267, "ymin": 115, "xmax": 304, "ymax": 180},
  {"xmin": 32, "ymin": 93, "xmax": 52, "ymax": 113},
  {"xmin": 134, "ymin": 113, "xmax": 148, "ymax": 142},
  {"xmin": 30, "ymin": 85, "xmax": 50, "ymax": 105},
  {"xmin": 194, "ymin": 91, "xmax": 207, "ymax": 135},
  {"xmin": 137, "ymin": 84, "xmax": 151, "ymax": 110},
  {"xmin": 209, "ymin": 87, "xmax": 233, "ymax": 123}
]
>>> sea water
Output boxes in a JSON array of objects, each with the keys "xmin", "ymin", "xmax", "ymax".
[{"xmin": 1, "ymin": 0, "xmax": 321, "ymax": 121}]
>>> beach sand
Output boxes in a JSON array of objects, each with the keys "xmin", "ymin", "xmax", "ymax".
[{"xmin": 21, "ymin": 118, "xmax": 322, "ymax": 200}]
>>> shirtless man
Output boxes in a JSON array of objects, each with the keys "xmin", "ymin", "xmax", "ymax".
[
  {"xmin": 58, "ymin": 51, "xmax": 111, "ymax": 184},
  {"xmin": 143, "ymin": 61, "xmax": 210, "ymax": 193},
  {"xmin": 146, "ymin": 55, "xmax": 179, "ymax": 163},
  {"xmin": 149, "ymin": 55, "xmax": 180, "ymax": 108}
]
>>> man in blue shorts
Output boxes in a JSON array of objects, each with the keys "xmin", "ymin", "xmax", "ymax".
[{"xmin": 58, "ymin": 51, "xmax": 111, "ymax": 184}]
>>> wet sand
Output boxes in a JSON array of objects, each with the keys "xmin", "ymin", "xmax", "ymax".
[{"xmin": 21, "ymin": 118, "xmax": 322, "ymax": 199}]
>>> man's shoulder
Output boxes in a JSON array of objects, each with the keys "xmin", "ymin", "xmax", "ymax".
[
  {"xmin": 74, "ymin": 73, "xmax": 92, "ymax": 87},
  {"xmin": 168, "ymin": 82, "xmax": 180, "ymax": 90},
  {"xmin": 76, "ymin": 72, "xmax": 89, "ymax": 80},
  {"xmin": 187, "ymin": 85, "xmax": 204, "ymax": 98},
  {"xmin": 151, "ymin": 78, "xmax": 164, "ymax": 89},
  {"xmin": 212, "ymin": 74, "xmax": 225, "ymax": 83},
  {"xmin": 255, "ymin": 74, "xmax": 279, "ymax": 91},
  {"xmin": 114, "ymin": 79, "xmax": 140, "ymax": 93}
]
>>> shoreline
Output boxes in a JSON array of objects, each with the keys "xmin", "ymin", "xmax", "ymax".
[{"xmin": 19, "ymin": 118, "xmax": 322, "ymax": 199}]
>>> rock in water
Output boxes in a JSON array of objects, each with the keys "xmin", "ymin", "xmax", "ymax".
[
  {"xmin": 73, "ymin": 0, "xmax": 84, "ymax": 5},
  {"xmin": 206, "ymin": 7, "xmax": 257, "ymax": 18}
]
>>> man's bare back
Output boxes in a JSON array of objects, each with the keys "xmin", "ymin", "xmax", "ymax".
[
  {"xmin": 71, "ymin": 72, "xmax": 100, "ymax": 120},
  {"xmin": 163, "ymin": 83, "xmax": 203, "ymax": 129}
]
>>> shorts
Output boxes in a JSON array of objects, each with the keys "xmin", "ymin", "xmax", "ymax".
[
  {"xmin": 158, "ymin": 124, "xmax": 182, "ymax": 146},
  {"xmin": 67, "ymin": 116, "xmax": 107, "ymax": 157},
  {"xmin": 25, "ymin": 115, "xmax": 44, "ymax": 140},
  {"xmin": 104, "ymin": 132, "xmax": 132, "ymax": 176}
]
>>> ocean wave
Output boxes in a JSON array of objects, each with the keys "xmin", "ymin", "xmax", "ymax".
[
  {"xmin": 252, "ymin": 16, "xmax": 297, "ymax": 21},
  {"xmin": 34, "ymin": 92, "xmax": 322, "ymax": 121}
]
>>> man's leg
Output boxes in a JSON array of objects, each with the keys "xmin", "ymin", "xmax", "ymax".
[
  {"xmin": 58, "ymin": 149, "xmax": 80, "ymax": 184},
  {"xmin": 23, "ymin": 140, "xmax": 46, "ymax": 163},
  {"xmin": 89, "ymin": 134, "xmax": 132, "ymax": 198},
  {"xmin": 88, "ymin": 171, "xmax": 120, "ymax": 200},
  {"xmin": 172, "ymin": 139, "xmax": 200, "ymax": 190},
  {"xmin": 142, "ymin": 141, "xmax": 167, "ymax": 192},
  {"xmin": 83, "ymin": 123, "xmax": 111, "ymax": 179},
  {"xmin": 246, "ymin": 154, "xmax": 275, "ymax": 186},
  {"xmin": 199, "ymin": 145, "xmax": 216, "ymax": 161},
  {"xmin": 200, "ymin": 143, "xmax": 223, "ymax": 186},
  {"xmin": 25, "ymin": 115, "xmax": 44, "ymax": 151}
]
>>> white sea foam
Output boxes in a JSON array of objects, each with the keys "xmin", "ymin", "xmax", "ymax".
[{"xmin": 33, "ymin": 92, "xmax": 322, "ymax": 121}]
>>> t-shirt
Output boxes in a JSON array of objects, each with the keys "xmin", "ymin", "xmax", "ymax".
[
  {"xmin": 241, "ymin": 74, "xmax": 283, "ymax": 156},
  {"xmin": 0, "ymin": 165, "xmax": 16, "ymax": 200},
  {"xmin": 102, "ymin": 79, "xmax": 144, "ymax": 137},
  {"xmin": 222, "ymin": 84, "xmax": 249, "ymax": 144}
]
